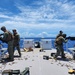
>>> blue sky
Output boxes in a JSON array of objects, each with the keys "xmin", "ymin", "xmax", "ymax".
[{"xmin": 0, "ymin": 0, "xmax": 75, "ymax": 37}]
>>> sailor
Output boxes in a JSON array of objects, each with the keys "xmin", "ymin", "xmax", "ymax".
[
  {"xmin": 56, "ymin": 30, "xmax": 63, "ymax": 39},
  {"xmin": 12, "ymin": 29, "xmax": 21, "ymax": 57},
  {"xmin": 54, "ymin": 34, "xmax": 67, "ymax": 59},
  {"xmin": 0, "ymin": 26, "xmax": 14, "ymax": 61}
]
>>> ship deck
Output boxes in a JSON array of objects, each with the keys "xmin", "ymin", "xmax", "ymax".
[{"xmin": 0, "ymin": 48, "xmax": 75, "ymax": 75}]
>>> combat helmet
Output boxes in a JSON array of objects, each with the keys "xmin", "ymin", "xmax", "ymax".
[{"xmin": 1, "ymin": 26, "xmax": 6, "ymax": 31}]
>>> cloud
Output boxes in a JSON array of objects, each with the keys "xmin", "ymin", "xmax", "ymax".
[
  {"xmin": 0, "ymin": 14, "xmax": 12, "ymax": 19},
  {"xmin": 20, "ymin": 31, "xmax": 56, "ymax": 38},
  {"xmin": 37, "ymin": 32, "xmax": 53, "ymax": 37},
  {"xmin": 15, "ymin": 0, "xmax": 75, "ymax": 21},
  {"xmin": 1, "ymin": 0, "xmax": 75, "ymax": 21},
  {"xmin": 0, "ymin": 0, "xmax": 75, "ymax": 37}
]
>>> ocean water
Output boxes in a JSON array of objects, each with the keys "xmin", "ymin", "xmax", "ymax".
[{"xmin": 0, "ymin": 38, "xmax": 75, "ymax": 50}]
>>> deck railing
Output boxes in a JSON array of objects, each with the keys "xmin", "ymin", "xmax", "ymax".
[{"xmin": 0, "ymin": 38, "xmax": 75, "ymax": 51}]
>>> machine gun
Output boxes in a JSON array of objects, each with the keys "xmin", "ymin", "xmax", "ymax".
[
  {"xmin": 0, "ymin": 33, "xmax": 3, "ymax": 36},
  {"xmin": 66, "ymin": 36, "xmax": 75, "ymax": 40}
]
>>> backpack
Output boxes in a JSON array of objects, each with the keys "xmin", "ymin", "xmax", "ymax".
[
  {"xmin": 55, "ymin": 36, "xmax": 63, "ymax": 44},
  {"xmin": 6, "ymin": 31, "xmax": 14, "ymax": 42}
]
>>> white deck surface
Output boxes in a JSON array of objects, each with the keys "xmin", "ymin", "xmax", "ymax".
[{"xmin": 0, "ymin": 48, "xmax": 75, "ymax": 75}]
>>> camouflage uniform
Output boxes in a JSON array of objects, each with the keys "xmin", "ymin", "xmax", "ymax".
[
  {"xmin": 0, "ymin": 26, "xmax": 14, "ymax": 61},
  {"xmin": 55, "ymin": 34, "xmax": 67, "ymax": 59},
  {"xmin": 13, "ymin": 29, "xmax": 21, "ymax": 56}
]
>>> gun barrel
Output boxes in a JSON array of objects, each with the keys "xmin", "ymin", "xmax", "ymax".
[
  {"xmin": 66, "ymin": 37, "xmax": 75, "ymax": 40},
  {"xmin": 69, "ymin": 37, "xmax": 75, "ymax": 40},
  {"xmin": 0, "ymin": 34, "xmax": 3, "ymax": 36}
]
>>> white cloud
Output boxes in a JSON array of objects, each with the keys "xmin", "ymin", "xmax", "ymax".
[
  {"xmin": 0, "ymin": 0, "xmax": 75, "ymax": 37},
  {"xmin": 20, "ymin": 31, "xmax": 56, "ymax": 38},
  {"xmin": 0, "ymin": 14, "xmax": 13, "ymax": 19}
]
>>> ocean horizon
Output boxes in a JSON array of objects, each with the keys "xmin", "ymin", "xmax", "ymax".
[{"xmin": 0, "ymin": 38, "xmax": 75, "ymax": 51}]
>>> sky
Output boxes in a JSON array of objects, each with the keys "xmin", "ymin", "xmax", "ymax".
[{"xmin": 0, "ymin": 0, "xmax": 75, "ymax": 38}]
